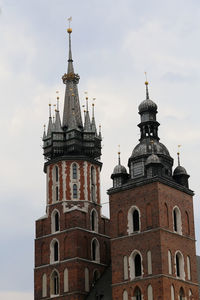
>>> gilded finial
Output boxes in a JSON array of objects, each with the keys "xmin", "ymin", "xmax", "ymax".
[
  {"xmin": 177, "ymin": 145, "xmax": 181, "ymax": 166},
  {"xmin": 49, "ymin": 103, "xmax": 52, "ymax": 118},
  {"xmin": 118, "ymin": 145, "xmax": 121, "ymax": 165},
  {"xmin": 92, "ymin": 98, "xmax": 96, "ymax": 118},
  {"xmin": 144, "ymin": 72, "xmax": 149, "ymax": 99},
  {"xmin": 67, "ymin": 16, "xmax": 72, "ymax": 33},
  {"xmin": 56, "ymin": 91, "xmax": 59, "ymax": 111}
]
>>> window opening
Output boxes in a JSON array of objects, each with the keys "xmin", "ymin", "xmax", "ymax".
[
  {"xmin": 91, "ymin": 167, "xmax": 96, "ymax": 202},
  {"xmin": 134, "ymin": 287, "xmax": 142, "ymax": 300},
  {"xmin": 174, "ymin": 210, "xmax": 177, "ymax": 232},
  {"xmin": 54, "ymin": 241, "xmax": 59, "ymax": 261},
  {"xmin": 73, "ymin": 184, "xmax": 78, "ymax": 199},
  {"xmin": 133, "ymin": 209, "xmax": 139, "ymax": 232},
  {"xmin": 55, "ymin": 166, "xmax": 59, "ymax": 182},
  {"xmin": 55, "ymin": 212, "xmax": 59, "ymax": 232},
  {"xmin": 56, "ymin": 186, "xmax": 59, "ymax": 201},
  {"xmin": 135, "ymin": 254, "xmax": 142, "ymax": 277},
  {"xmin": 72, "ymin": 163, "xmax": 77, "ymax": 179}
]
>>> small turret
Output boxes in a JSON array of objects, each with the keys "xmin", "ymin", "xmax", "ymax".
[
  {"xmin": 173, "ymin": 148, "xmax": 189, "ymax": 188},
  {"xmin": 145, "ymin": 141, "xmax": 163, "ymax": 178},
  {"xmin": 111, "ymin": 149, "xmax": 129, "ymax": 188}
]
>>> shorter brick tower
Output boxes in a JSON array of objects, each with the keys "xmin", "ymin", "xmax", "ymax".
[
  {"xmin": 109, "ymin": 82, "xmax": 199, "ymax": 299},
  {"xmin": 34, "ymin": 26, "xmax": 110, "ymax": 300}
]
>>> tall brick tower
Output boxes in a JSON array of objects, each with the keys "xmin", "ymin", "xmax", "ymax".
[
  {"xmin": 109, "ymin": 81, "xmax": 199, "ymax": 299},
  {"xmin": 34, "ymin": 26, "xmax": 110, "ymax": 300}
]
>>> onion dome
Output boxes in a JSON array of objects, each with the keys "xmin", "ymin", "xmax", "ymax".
[
  {"xmin": 131, "ymin": 139, "xmax": 170, "ymax": 159},
  {"xmin": 173, "ymin": 165, "xmax": 188, "ymax": 176},
  {"xmin": 138, "ymin": 81, "xmax": 157, "ymax": 114},
  {"xmin": 139, "ymin": 99, "xmax": 157, "ymax": 114},
  {"xmin": 111, "ymin": 151, "xmax": 129, "ymax": 187},
  {"xmin": 113, "ymin": 163, "xmax": 127, "ymax": 175},
  {"xmin": 145, "ymin": 153, "xmax": 161, "ymax": 165}
]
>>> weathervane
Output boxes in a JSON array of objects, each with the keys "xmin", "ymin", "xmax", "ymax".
[{"xmin": 177, "ymin": 145, "xmax": 181, "ymax": 166}]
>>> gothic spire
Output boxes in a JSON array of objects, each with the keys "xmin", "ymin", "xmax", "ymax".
[
  {"xmin": 62, "ymin": 25, "xmax": 83, "ymax": 130},
  {"xmin": 91, "ymin": 101, "xmax": 97, "ymax": 134},
  {"xmin": 84, "ymin": 97, "xmax": 92, "ymax": 131},
  {"xmin": 47, "ymin": 104, "xmax": 53, "ymax": 136},
  {"xmin": 54, "ymin": 96, "xmax": 62, "ymax": 132}
]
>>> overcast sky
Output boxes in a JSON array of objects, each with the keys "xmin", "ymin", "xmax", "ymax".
[{"xmin": 1, "ymin": 0, "xmax": 200, "ymax": 299}]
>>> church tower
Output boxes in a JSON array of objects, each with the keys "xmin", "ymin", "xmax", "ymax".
[
  {"xmin": 109, "ymin": 81, "xmax": 199, "ymax": 299},
  {"xmin": 34, "ymin": 26, "xmax": 110, "ymax": 300}
]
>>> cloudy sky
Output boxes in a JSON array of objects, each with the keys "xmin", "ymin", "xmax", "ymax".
[{"xmin": 1, "ymin": 0, "xmax": 200, "ymax": 299}]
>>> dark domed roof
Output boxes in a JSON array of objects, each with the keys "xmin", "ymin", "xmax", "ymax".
[
  {"xmin": 145, "ymin": 154, "xmax": 161, "ymax": 165},
  {"xmin": 173, "ymin": 165, "xmax": 188, "ymax": 176},
  {"xmin": 131, "ymin": 140, "xmax": 170, "ymax": 159},
  {"xmin": 113, "ymin": 164, "xmax": 127, "ymax": 175},
  {"xmin": 138, "ymin": 98, "xmax": 157, "ymax": 114}
]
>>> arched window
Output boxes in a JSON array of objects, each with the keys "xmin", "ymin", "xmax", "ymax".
[
  {"xmin": 147, "ymin": 285, "xmax": 153, "ymax": 300},
  {"xmin": 123, "ymin": 290, "xmax": 128, "ymax": 300},
  {"xmin": 133, "ymin": 209, "xmax": 140, "ymax": 231},
  {"xmin": 91, "ymin": 209, "xmax": 98, "ymax": 232},
  {"xmin": 171, "ymin": 285, "xmax": 175, "ymax": 300},
  {"xmin": 179, "ymin": 287, "xmax": 185, "ymax": 300},
  {"xmin": 42, "ymin": 273, "xmax": 47, "ymax": 297},
  {"xmin": 129, "ymin": 250, "xmax": 143, "ymax": 280},
  {"xmin": 55, "ymin": 166, "xmax": 59, "ymax": 182},
  {"xmin": 64, "ymin": 268, "xmax": 69, "ymax": 292},
  {"xmin": 73, "ymin": 184, "xmax": 78, "ymax": 199},
  {"xmin": 173, "ymin": 206, "xmax": 182, "ymax": 234},
  {"xmin": 147, "ymin": 250, "xmax": 152, "ymax": 274},
  {"xmin": 91, "ymin": 238, "xmax": 100, "ymax": 262},
  {"xmin": 189, "ymin": 289, "xmax": 193, "ymax": 299},
  {"xmin": 168, "ymin": 250, "xmax": 172, "ymax": 275},
  {"xmin": 53, "ymin": 165, "xmax": 59, "ymax": 203},
  {"xmin": 185, "ymin": 211, "xmax": 190, "ymax": 235},
  {"xmin": 50, "ymin": 270, "xmax": 59, "ymax": 296},
  {"xmin": 127, "ymin": 206, "xmax": 141, "ymax": 234},
  {"xmin": 135, "ymin": 254, "xmax": 142, "ymax": 277},
  {"xmin": 91, "ymin": 166, "xmax": 96, "ymax": 202},
  {"xmin": 133, "ymin": 287, "xmax": 142, "ymax": 300},
  {"xmin": 187, "ymin": 256, "xmax": 191, "ymax": 280},
  {"xmin": 175, "ymin": 251, "xmax": 184, "ymax": 279},
  {"xmin": 93, "ymin": 269, "xmax": 100, "ymax": 283},
  {"xmin": 85, "ymin": 268, "xmax": 89, "ymax": 292},
  {"xmin": 72, "ymin": 163, "xmax": 77, "ymax": 179},
  {"xmin": 51, "ymin": 210, "xmax": 60, "ymax": 233},
  {"xmin": 50, "ymin": 239, "xmax": 59, "ymax": 263},
  {"xmin": 123, "ymin": 256, "xmax": 128, "ymax": 280}
]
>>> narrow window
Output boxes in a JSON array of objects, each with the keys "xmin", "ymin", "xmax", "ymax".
[
  {"xmin": 91, "ymin": 239, "xmax": 99, "ymax": 262},
  {"xmin": 55, "ymin": 212, "xmax": 59, "ymax": 232},
  {"xmin": 173, "ymin": 207, "xmax": 182, "ymax": 234},
  {"xmin": 73, "ymin": 184, "xmax": 78, "ymax": 199},
  {"xmin": 54, "ymin": 241, "xmax": 59, "ymax": 261},
  {"xmin": 133, "ymin": 287, "xmax": 142, "ymax": 300},
  {"xmin": 91, "ymin": 210, "xmax": 98, "ymax": 232},
  {"xmin": 179, "ymin": 287, "xmax": 185, "ymax": 300},
  {"xmin": 175, "ymin": 251, "xmax": 184, "ymax": 279},
  {"xmin": 133, "ymin": 209, "xmax": 139, "ymax": 232},
  {"xmin": 147, "ymin": 250, "xmax": 152, "ymax": 274},
  {"xmin": 187, "ymin": 256, "xmax": 191, "ymax": 280},
  {"xmin": 93, "ymin": 270, "xmax": 100, "ymax": 283},
  {"xmin": 176, "ymin": 254, "xmax": 180, "ymax": 277},
  {"xmin": 168, "ymin": 250, "xmax": 172, "ymax": 275},
  {"xmin": 64, "ymin": 268, "xmax": 69, "ymax": 292},
  {"xmin": 72, "ymin": 163, "xmax": 77, "ymax": 179},
  {"xmin": 174, "ymin": 209, "xmax": 177, "ymax": 232},
  {"xmin": 171, "ymin": 285, "xmax": 175, "ymax": 300},
  {"xmin": 135, "ymin": 254, "xmax": 142, "ymax": 277},
  {"xmin": 42, "ymin": 273, "xmax": 47, "ymax": 297},
  {"xmin": 55, "ymin": 166, "xmax": 59, "ymax": 182},
  {"xmin": 123, "ymin": 256, "xmax": 128, "ymax": 280},
  {"xmin": 189, "ymin": 289, "xmax": 193, "ymax": 298},
  {"xmin": 123, "ymin": 290, "xmax": 128, "ymax": 300},
  {"xmin": 85, "ymin": 268, "xmax": 89, "ymax": 292},
  {"xmin": 92, "ymin": 240, "xmax": 96, "ymax": 261},
  {"xmin": 51, "ymin": 270, "xmax": 59, "ymax": 296},
  {"xmin": 91, "ymin": 166, "xmax": 96, "ymax": 202},
  {"xmin": 147, "ymin": 285, "xmax": 153, "ymax": 300},
  {"xmin": 56, "ymin": 186, "xmax": 59, "ymax": 201}
]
